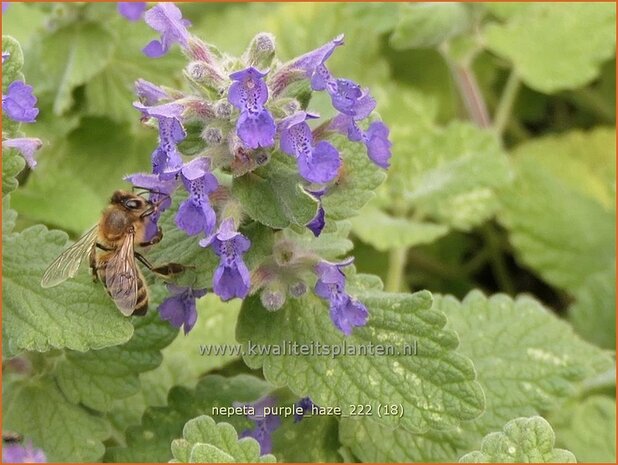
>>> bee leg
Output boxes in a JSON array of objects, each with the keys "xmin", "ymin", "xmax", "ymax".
[
  {"xmin": 134, "ymin": 252, "xmax": 186, "ymax": 278},
  {"xmin": 89, "ymin": 247, "xmax": 98, "ymax": 282},
  {"xmin": 139, "ymin": 227, "xmax": 163, "ymax": 247}
]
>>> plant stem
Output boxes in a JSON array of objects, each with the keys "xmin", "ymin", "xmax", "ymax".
[
  {"xmin": 493, "ymin": 70, "xmax": 521, "ymax": 137},
  {"xmin": 482, "ymin": 224, "xmax": 515, "ymax": 295},
  {"xmin": 386, "ymin": 246, "xmax": 409, "ymax": 292},
  {"xmin": 453, "ymin": 64, "xmax": 492, "ymax": 128}
]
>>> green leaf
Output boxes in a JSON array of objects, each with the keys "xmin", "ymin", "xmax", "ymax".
[
  {"xmin": 2, "ymin": 35, "xmax": 24, "ymax": 86},
  {"xmin": 484, "ymin": 3, "xmax": 616, "ymax": 93},
  {"xmin": 568, "ymin": 265, "xmax": 616, "ymax": 349},
  {"xmin": 351, "ymin": 206, "xmax": 449, "ymax": 251},
  {"xmin": 272, "ymin": 414, "xmax": 342, "ymax": 462},
  {"xmin": 82, "ymin": 16, "xmax": 184, "ymax": 123},
  {"xmin": 340, "ymin": 291, "xmax": 613, "ymax": 462},
  {"xmin": 232, "ymin": 153, "xmax": 318, "ymax": 229},
  {"xmin": 108, "ymin": 375, "xmax": 272, "ymax": 462},
  {"xmin": 55, "ymin": 306, "xmax": 177, "ymax": 412},
  {"xmin": 551, "ymin": 396, "xmax": 616, "ymax": 463},
  {"xmin": 498, "ymin": 128, "xmax": 616, "ymax": 290},
  {"xmin": 11, "ymin": 117, "xmax": 154, "ymax": 234},
  {"xmin": 2, "ymin": 148, "xmax": 26, "ymax": 197},
  {"xmin": 380, "ymin": 117, "xmax": 511, "ymax": 231},
  {"xmin": 171, "ymin": 415, "xmax": 276, "ymax": 463},
  {"xmin": 140, "ymin": 295, "xmax": 242, "ymax": 395},
  {"xmin": 321, "ymin": 133, "xmax": 386, "ymax": 220},
  {"xmin": 458, "ymin": 416, "xmax": 576, "ymax": 463},
  {"xmin": 26, "ymin": 22, "xmax": 115, "ymax": 115},
  {"xmin": 237, "ymin": 289, "xmax": 485, "ymax": 433},
  {"xmin": 3, "ymin": 377, "xmax": 110, "ymax": 462},
  {"xmin": 145, "ymin": 195, "xmax": 219, "ymax": 290},
  {"xmin": 390, "ymin": 3, "xmax": 471, "ymax": 49},
  {"xmin": 281, "ymin": 220, "xmax": 354, "ymax": 261},
  {"xmin": 2, "ymin": 225, "xmax": 133, "ymax": 357},
  {"xmin": 2, "ymin": 198, "xmax": 17, "ymax": 236}
]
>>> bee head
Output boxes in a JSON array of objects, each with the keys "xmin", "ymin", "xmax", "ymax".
[{"xmin": 111, "ymin": 190, "xmax": 149, "ymax": 212}]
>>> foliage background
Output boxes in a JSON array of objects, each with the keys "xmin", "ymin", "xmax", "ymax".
[{"xmin": 2, "ymin": 2, "xmax": 616, "ymax": 463}]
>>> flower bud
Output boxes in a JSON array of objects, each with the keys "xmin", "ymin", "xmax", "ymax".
[
  {"xmin": 260, "ymin": 286, "xmax": 286, "ymax": 312},
  {"xmin": 289, "ymin": 281, "xmax": 307, "ymax": 298},
  {"xmin": 202, "ymin": 126, "xmax": 223, "ymax": 145},
  {"xmin": 244, "ymin": 32, "xmax": 276, "ymax": 70},
  {"xmin": 185, "ymin": 61, "xmax": 227, "ymax": 96},
  {"xmin": 186, "ymin": 36, "xmax": 217, "ymax": 64},
  {"xmin": 214, "ymin": 100, "xmax": 233, "ymax": 119}
]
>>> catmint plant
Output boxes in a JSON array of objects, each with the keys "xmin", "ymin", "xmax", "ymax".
[
  {"xmin": 127, "ymin": 2, "xmax": 392, "ymax": 336},
  {"xmin": 2, "ymin": 38, "xmax": 42, "ymax": 169}
]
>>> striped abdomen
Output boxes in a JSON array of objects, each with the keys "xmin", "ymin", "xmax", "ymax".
[{"xmin": 96, "ymin": 253, "xmax": 149, "ymax": 316}]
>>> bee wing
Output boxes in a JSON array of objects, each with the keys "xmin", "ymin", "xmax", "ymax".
[
  {"xmin": 40, "ymin": 225, "xmax": 98, "ymax": 288},
  {"xmin": 105, "ymin": 231, "xmax": 139, "ymax": 316}
]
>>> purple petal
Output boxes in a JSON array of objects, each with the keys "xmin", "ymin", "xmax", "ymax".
[
  {"xmin": 297, "ymin": 140, "xmax": 341, "ymax": 184},
  {"xmin": 213, "ymin": 261, "xmax": 250, "ymax": 301},
  {"xmin": 280, "ymin": 117, "xmax": 313, "ymax": 159},
  {"xmin": 2, "ymin": 3, "xmax": 9, "ymax": 13},
  {"xmin": 2, "ymin": 81, "xmax": 39, "ymax": 123},
  {"xmin": 175, "ymin": 198, "xmax": 216, "ymax": 237},
  {"xmin": 330, "ymin": 296, "xmax": 368, "ymax": 336},
  {"xmin": 288, "ymin": 34, "xmax": 344, "ymax": 77},
  {"xmin": 2, "ymin": 51, "xmax": 9, "ymax": 63},
  {"xmin": 135, "ymin": 79, "xmax": 168, "ymax": 106},
  {"xmin": 236, "ymin": 109, "xmax": 276, "ymax": 149},
  {"xmin": 143, "ymin": 2, "xmax": 190, "ymax": 57},
  {"xmin": 306, "ymin": 203, "xmax": 325, "ymax": 237},
  {"xmin": 2, "ymin": 443, "xmax": 46, "ymax": 463},
  {"xmin": 180, "ymin": 156, "xmax": 210, "ymax": 181},
  {"xmin": 365, "ymin": 121, "xmax": 392, "ymax": 168},
  {"xmin": 159, "ymin": 288, "xmax": 200, "ymax": 334},
  {"xmin": 143, "ymin": 39, "xmax": 166, "ymax": 58},
  {"xmin": 330, "ymin": 79, "xmax": 376, "ymax": 119},
  {"xmin": 228, "ymin": 67, "xmax": 269, "ymax": 112},
  {"xmin": 124, "ymin": 172, "xmax": 177, "ymax": 194},
  {"xmin": 134, "ymin": 101, "xmax": 183, "ymax": 120},
  {"xmin": 2, "ymin": 137, "xmax": 42, "ymax": 169},
  {"xmin": 118, "ymin": 2, "xmax": 146, "ymax": 21}
]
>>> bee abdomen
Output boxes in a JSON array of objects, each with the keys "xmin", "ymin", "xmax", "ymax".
[{"xmin": 133, "ymin": 279, "xmax": 149, "ymax": 316}]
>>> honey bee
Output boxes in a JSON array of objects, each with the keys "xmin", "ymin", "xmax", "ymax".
[{"xmin": 41, "ymin": 190, "xmax": 183, "ymax": 316}]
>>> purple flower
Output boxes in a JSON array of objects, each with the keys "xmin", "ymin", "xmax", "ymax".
[
  {"xmin": 2, "ymin": 81, "xmax": 39, "ymax": 123},
  {"xmin": 2, "ymin": 442, "xmax": 46, "ymax": 463},
  {"xmin": 2, "ymin": 51, "xmax": 9, "ymax": 63},
  {"xmin": 280, "ymin": 112, "xmax": 341, "ymax": 184},
  {"xmin": 201, "ymin": 218, "xmax": 251, "ymax": 301},
  {"xmin": 330, "ymin": 115, "xmax": 392, "ymax": 169},
  {"xmin": 175, "ymin": 157, "xmax": 218, "ymax": 238},
  {"xmin": 159, "ymin": 284, "xmax": 207, "ymax": 334},
  {"xmin": 329, "ymin": 79, "xmax": 376, "ymax": 119},
  {"xmin": 306, "ymin": 189, "xmax": 326, "ymax": 237},
  {"xmin": 117, "ymin": 2, "xmax": 146, "ymax": 21},
  {"xmin": 2, "ymin": 137, "xmax": 43, "ymax": 169},
  {"xmin": 236, "ymin": 395, "xmax": 281, "ymax": 455},
  {"xmin": 2, "ymin": 3, "xmax": 9, "ymax": 13},
  {"xmin": 125, "ymin": 172, "xmax": 178, "ymax": 242},
  {"xmin": 134, "ymin": 102, "xmax": 186, "ymax": 176},
  {"xmin": 294, "ymin": 397, "xmax": 314, "ymax": 422},
  {"xmin": 228, "ymin": 67, "xmax": 275, "ymax": 149},
  {"xmin": 143, "ymin": 2, "xmax": 191, "ymax": 58},
  {"xmin": 314, "ymin": 259, "xmax": 369, "ymax": 335},
  {"xmin": 271, "ymin": 34, "xmax": 344, "ymax": 96},
  {"xmin": 135, "ymin": 79, "xmax": 168, "ymax": 106}
]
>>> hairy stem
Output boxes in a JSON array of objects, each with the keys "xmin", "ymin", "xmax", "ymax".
[
  {"xmin": 386, "ymin": 246, "xmax": 410, "ymax": 292},
  {"xmin": 451, "ymin": 64, "xmax": 491, "ymax": 128},
  {"xmin": 493, "ymin": 70, "xmax": 521, "ymax": 137}
]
